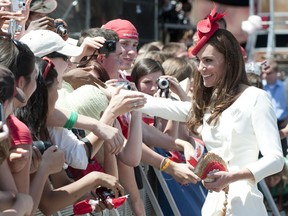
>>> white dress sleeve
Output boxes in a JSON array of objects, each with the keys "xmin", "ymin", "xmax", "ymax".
[
  {"xmin": 138, "ymin": 94, "xmax": 191, "ymax": 122},
  {"xmin": 47, "ymin": 127, "xmax": 88, "ymax": 170},
  {"xmin": 246, "ymin": 90, "xmax": 284, "ymax": 182}
]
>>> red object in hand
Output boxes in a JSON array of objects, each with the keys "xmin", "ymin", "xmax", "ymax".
[
  {"xmin": 168, "ymin": 151, "xmax": 185, "ymax": 163},
  {"xmin": 200, "ymin": 161, "xmax": 226, "ymax": 180},
  {"xmin": 73, "ymin": 195, "xmax": 129, "ymax": 215},
  {"xmin": 108, "ymin": 195, "xmax": 129, "ymax": 209},
  {"xmin": 187, "ymin": 138, "xmax": 205, "ymax": 168},
  {"xmin": 73, "ymin": 199, "xmax": 99, "ymax": 215}
]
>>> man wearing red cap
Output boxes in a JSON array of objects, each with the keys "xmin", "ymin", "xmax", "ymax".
[
  {"xmin": 102, "ymin": 19, "xmax": 146, "ymax": 216},
  {"xmin": 102, "ymin": 19, "xmax": 139, "ymax": 80}
]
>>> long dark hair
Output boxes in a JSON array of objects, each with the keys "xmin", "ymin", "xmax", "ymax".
[
  {"xmin": 0, "ymin": 37, "xmax": 35, "ymax": 84},
  {"xmin": 0, "ymin": 65, "xmax": 15, "ymax": 104},
  {"xmin": 187, "ymin": 29, "xmax": 250, "ymax": 135},
  {"xmin": 131, "ymin": 58, "xmax": 165, "ymax": 88},
  {"xmin": 16, "ymin": 57, "xmax": 58, "ymax": 140}
]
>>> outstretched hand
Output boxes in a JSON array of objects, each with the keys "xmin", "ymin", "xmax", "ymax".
[
  {"xmin": 165, "ymin": 160, "xmax": 201, "ymax": 185},
  {"xmin": 107, "ymin": 86, "xmax": 147, "ymax": 117}
]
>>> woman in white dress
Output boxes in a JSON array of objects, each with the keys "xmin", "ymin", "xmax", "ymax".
[{"xmin": 186, "ymin": 11, "xmax": 284, "ymax": 216}]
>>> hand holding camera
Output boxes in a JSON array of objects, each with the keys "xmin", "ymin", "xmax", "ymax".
[
  {"xmin": 36, "ymin": 144, "xmax": 65, "ymax": 174},
  {"xmin": 99, "ymin": 40, "xmax": 116, "ymax": 54},
  {"xmin": 156, "ymin": 78, "xmax": 170, "ymax": 98},
  {"xmin": 11, "ymin": 0, "xmax": 26, "ymax": 12},
  {"xmin": 115, "ymin": 80, "xmax": 132, "ymax": 90},
  {"xmin": 95, "ymin": 187, "xmax": 115, "ymax": 201},
  {"xmin": 32, "ymin": 140, "xmax": 53, "ymax": 154}
]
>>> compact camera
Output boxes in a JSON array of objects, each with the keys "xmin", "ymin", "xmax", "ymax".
[
  {"xmin": 157, "ymin": 78, "xmax": 169, "ymax": 90},
  {"xmin": 245, "ymin": 61, "xmax": 264, "ymax": 76},
  {"xmin": 8, "ymin": 19, "xmax": 22, "ymax": 37},
  {"xmin": 32, "ymin": 140, "xmax": 53, "ymax": 154},
  {"xmin": 115, "ymin": 81, "xmax": 132, "ymax": 90},
  {"xmin": 95, "ymin": 187, "xmax": 115, "ymax": 201},
  {"xmin": 99, "ymin": 40, "xmax": 116, "ymax": 54},
  {"xmin": 54, "ymin": 19, "xmax": 68, "ymax": 37},
  {"xmin": 11, "ymin": 0, "xmax": 25, "ymax": 12}
]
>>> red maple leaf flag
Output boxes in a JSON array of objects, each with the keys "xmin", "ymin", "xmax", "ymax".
[
  {"xmin": 73, "ymin": 195, "xmax": 129, "ymax": 215},
  {"xmin": 187, "ymin": 138, "xmax": 205, "ymax": 168},
  {"xmin": 107, "ymin": 195, "xmax": 129, "ymax": 209},
  {"xmin": 73, "ymin": 199, "xmax": 99, "ymax": 215}
]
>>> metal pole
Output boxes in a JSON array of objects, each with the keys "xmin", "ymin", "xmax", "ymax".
[
  {"xmin": 266, "ymin": 0, "xmax": 275, "ymax": 59},
  {"xmin": 139, "ymin": 167, "xmax": 164, "ymax": 216},
  {"xmin": 154, "ymin": 0, "xmax": 158, "ymax": 40},
  {"xmin": 62, "ymin": 0, "xmax": 78, "ymax": 21},
  {"xmin": 85, "ymin": 0, "xmax": 91, "ymax": 29},
  {"xmin": 259, "ymin": 180, "xmax": 281, "ymax": 216}
]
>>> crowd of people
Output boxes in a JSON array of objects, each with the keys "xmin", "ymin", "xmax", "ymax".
[{"xmin": 0, "ymin": 0, "xmax": 287, "ymax": 216}]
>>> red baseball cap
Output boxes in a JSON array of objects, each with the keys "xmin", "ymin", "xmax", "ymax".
[{"xmin": 102, "ymin": 19, "xmax": 139, "ymax": 40}]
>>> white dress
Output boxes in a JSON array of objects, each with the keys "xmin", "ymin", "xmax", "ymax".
[
  {"xmin": 201, "ymin": 87, "xmax": 284, "ymax": 216},
  {"xmin": 140, "ymin": 86, "xmax": 284, "ymax": 215}
]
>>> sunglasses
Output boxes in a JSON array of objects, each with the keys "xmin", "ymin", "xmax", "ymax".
[{"xmin": 46, "ymin": 52, "xmax": 69, "ymax": 62}]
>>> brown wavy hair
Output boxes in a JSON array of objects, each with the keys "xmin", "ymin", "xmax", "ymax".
[{"xmin": 187, "ymin": 29, "xmax": 249, "ymax": 135}]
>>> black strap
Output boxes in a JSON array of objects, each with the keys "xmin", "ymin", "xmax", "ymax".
[{"xmin": 81, "ymin": 137, "xmax": 93, "ymax": 163}]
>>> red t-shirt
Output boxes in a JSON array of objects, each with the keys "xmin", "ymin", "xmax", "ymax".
[{"xmin": 7, "ymin": 115, "xmax": 33, "ymax": 146}]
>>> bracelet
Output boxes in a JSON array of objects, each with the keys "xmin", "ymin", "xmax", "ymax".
[
  {"xmin": 160, "ymin": 158, "xmax": 171, "ymax": 172},
  {"xmin": 81, "ymin": 137, "xmax": 93, "ymax": 163},
  {"xmin": 63, "ymin": 111, "xmax": 78, "ymax": 130},
  {"xmin": 159, "ymin": 157, "xmax": 166, "ymax": 170}
]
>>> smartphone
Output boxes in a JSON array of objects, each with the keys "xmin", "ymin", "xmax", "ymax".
[
  {"xmin": 11, "ymin": 0, "xmax": 25, "ymax": 12},
  {"xmin": 0, "ymin": 103, "xmax": 4, "ymax": 132}
]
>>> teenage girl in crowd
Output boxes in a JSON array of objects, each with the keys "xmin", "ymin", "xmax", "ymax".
[
  {"xmin": 16, "ymin": 56, "xmax": 124, "ymax": 215},
  {"xmin": 0, "ymin": 65, "xmax": 33, "ymax": 216}
]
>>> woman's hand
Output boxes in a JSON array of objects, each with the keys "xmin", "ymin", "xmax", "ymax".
[
  {"xmin": 40, "ymin": 145, "xmax": 65, "ymax": 175},
  {"xmin": 165, "ymin": 160, "xmax": 201, "ymax": 185},
  {"xmin": 106, "ymin": 86, "xmax": 146, "ymax": 117},
  {"xmin": 93, "ymin": 123, "xmax": 125, "ymax": 155},
  {"xmin": 202, "ymin": 171, "xmax": 231, "ymax": 192},
  {"xmin": 25, "ymin": 16, "xmax": 55, "ymax": 32},
  {"xmin": 7, "ymin": 148, "xmax": 29, "ymax": 173},
  {"xmin": 159, "ymin": 75, "xmax": 190, "ymax": 101},
  {"xmin": 90, "ymin": 171, "xmax": 124, "ymax": 198}
]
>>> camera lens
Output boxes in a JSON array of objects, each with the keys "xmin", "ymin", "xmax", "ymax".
[
  {"xmin": 125, "ymin": 83, "xmax": 132, "ymax": 90},
  {"xmin": 106, "ymin": 41, "xmax": 116, "ymax": 52},
  {"xmin": 157, "ymin": 78, "xmax": 169, "ymax": 90}
]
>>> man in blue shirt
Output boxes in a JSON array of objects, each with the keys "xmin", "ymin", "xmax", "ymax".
[{"xmin": 262, "ymin": 61, "xmax": 288, "ymax": 156}]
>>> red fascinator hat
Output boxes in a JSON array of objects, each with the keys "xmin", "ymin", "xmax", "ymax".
[{"xmin": 190, "ymin": 5, "xmax": 226, "ymax": 56}]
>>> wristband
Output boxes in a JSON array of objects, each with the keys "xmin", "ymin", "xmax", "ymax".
[
  {"xmin": 160, "ymin": 158, "xmax": 171, "ymax": 172},
  {"xmin": 63, "ymin": 111, "xmax": 78, "ymax": 130},
  {"xmin": 81, "ymin": 137, "xmax": 93, "ymax": 163}
]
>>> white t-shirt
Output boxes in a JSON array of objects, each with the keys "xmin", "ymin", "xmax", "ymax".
[{"xmin": 47, "ymin": 126, "xmax": 88, "ymax": 169}]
